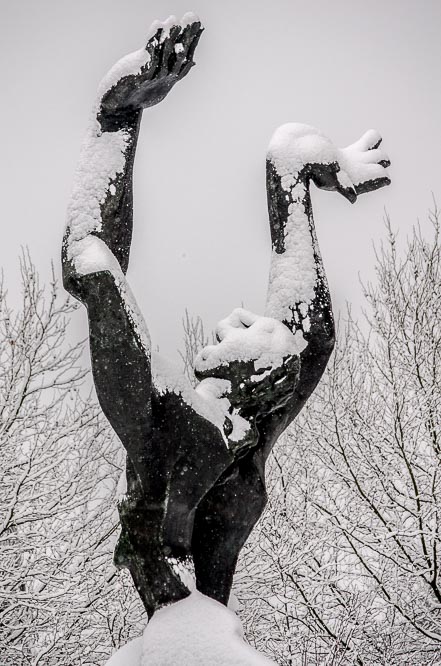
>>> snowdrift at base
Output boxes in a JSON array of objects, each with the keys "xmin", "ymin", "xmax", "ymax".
[{"xmin": 106, "ymin": 591, "xmax": 276, "ymax": 665}]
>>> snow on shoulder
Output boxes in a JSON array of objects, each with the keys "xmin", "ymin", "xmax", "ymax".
[
  {"xmin": 151, "ymin": 352, "xmax": 251, "ymax": 446},
  {"xmin": 105, "ymin": 592, "xmax": 276, "ymax": 665}
]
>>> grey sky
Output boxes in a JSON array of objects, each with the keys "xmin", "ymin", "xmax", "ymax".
[{"xmin": 1, "ymin": 0, "xmax": 440, "ymax": 358}]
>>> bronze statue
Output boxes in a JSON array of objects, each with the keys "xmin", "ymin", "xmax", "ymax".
[{"xmin": 63, "ymin": 13, "xmax": 390, "ymax": 619}]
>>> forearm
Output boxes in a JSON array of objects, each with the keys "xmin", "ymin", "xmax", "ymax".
[
  {"xmin": 63, "ymin": 15, "xmax": 203, "ymax": 289},
  {"xmin": 63, "ymin": 39, "xmax": 161, "ymax": 288},
  {"xmin": 264, "ymin": 120, "xmax": 390, "ymax": 352},
  {"xmin": 264, "ymin": 158, "xmax": 334, "ymax": 351},
  {"xmin": 64, "ymin": 108, "xmax": 141, "ymax": 283}
]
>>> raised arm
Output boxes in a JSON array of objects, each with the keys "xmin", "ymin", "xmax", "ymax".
[
  {"xmin": 265, "ymin": 123, "xmax": 390, "ymax": 419},
  {"xmin": 191, "ymin": 128, "xmax": 389, "ymax": 609},
  {"xmin": 62, "ymin": 14, "xmax": 203, "ymax": 294},
  {"xmin": 60, "ymin": 15, "xmax": 203, "ymax": 479}
]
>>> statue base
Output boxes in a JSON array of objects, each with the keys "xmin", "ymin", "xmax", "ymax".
[{"xmin": 105, "ymin": 591, "xmax": 276, "ymax": 665}]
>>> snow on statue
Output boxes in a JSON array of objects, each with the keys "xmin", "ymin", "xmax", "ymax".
[{"xmin": 62, "ymin": 12, "xmax": 390, "ymax": 664}]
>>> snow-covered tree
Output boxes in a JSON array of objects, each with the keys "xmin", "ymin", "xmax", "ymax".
[
  {"xmin": 4, "ymin": 205, "xmax": 440, "ymax": 664},
  {"xmin": 0, "ymin": 254, "xmax": 144, "ymax": 665},
  {"xmin": 237, "ymin": 208, "xmax": 441, "ymax": 665}
]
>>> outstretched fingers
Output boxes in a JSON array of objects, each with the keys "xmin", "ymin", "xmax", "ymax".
[
  {"xmin": 357, "ymin": 141, "xmax": 391, "ymax": 192},
  {"xmin": 97, "ymin": 14, "xmax": 203, "ymax": 118},
  {"xmin": 351, "ymin": 129, "xmax": 383, "ymax": 152},
  {"xmin": 144, "ymin": 17, "xmax": 178, "ymax": 78},
  {"xmin": 355, "ymin": 173, "xmax": 391, "ymax": 195},
  {"xmin": 353, "ymin": 160, "xmax": 391, "ymax": 195},
  {"xmin": 339, "ymin": 128, "xmax": 391, "ymax": 197},
  {"xmin": 144, "ymin": 14, "xmax": 203, "ymax": 81},
  {"xmin": 357, "ymin": 147, "xmax": 391, "ymax": 168},
  {"xmin": 158, "ymin": 24, "xmax": 182, "ymax": 77},
  {"xmin": 175, "ymin": 20, "xmax": 203, "ymax": 79}
]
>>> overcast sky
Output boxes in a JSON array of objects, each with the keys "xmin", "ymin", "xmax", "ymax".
[{"xmin": 1, "ymin": 0, "xmax": 440, "ymax": 359}]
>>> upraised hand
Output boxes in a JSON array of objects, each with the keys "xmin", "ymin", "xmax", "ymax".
[
  {"xmin": 267, "ymin": 123, "xmax": 390, "ymax": 203},
  {"xmin": 338, "ymin": 129, "xmax": 391, "ymax": 198},
  {"xmin": 98, "ymin": 13, "xmax": 203, "ymax": 120}
]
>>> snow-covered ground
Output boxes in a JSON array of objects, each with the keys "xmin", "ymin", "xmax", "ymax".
[{"xmin": 106, "ymin": 591, "xmax": 275, "ymax": 665}]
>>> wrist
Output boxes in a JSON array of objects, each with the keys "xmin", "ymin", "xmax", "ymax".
[
  {"xmin": 97, "ymin": 106, "xmax": 142, "ymax": 134},
  {"xmin": 268, "ymin": 123, "xmax": 337, "ymax": 187}
]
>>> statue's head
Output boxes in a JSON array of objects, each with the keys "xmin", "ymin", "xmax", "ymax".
[{"xmin": 194, "ymin": 308, "xmax": 304, "ymax": 415}]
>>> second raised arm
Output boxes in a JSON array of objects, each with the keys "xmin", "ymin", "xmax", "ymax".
[{"xmin": 62, "ymin": 14, "xmax": 203, "ymax": 292}]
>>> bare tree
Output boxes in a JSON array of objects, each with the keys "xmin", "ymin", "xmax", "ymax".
[
  {"xmin": 0, "ymin": 254, "xmax": 144, "ymax": 665},
  {"xmin": 237, "ymin": 208, "xmax": 441, "ymax": 665},
  {"xmin": 5, "ymin": 204, "xmax": 438, "ymax": 663},
  {"xmin": 178, "ymin": 309, "xmax": 210, "ymax": 387}
]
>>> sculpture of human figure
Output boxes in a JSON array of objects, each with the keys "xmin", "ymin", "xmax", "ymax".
[{"xmin": 63, "ymin": 14, "xmax": 390, "ymax": 619}]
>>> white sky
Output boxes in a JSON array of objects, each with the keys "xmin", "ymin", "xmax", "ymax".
[{"xmin": 1, "ymin": 0, "xmax": 440, "ymax": 359}]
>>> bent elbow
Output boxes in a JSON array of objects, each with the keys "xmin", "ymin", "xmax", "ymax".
[{"xmin": 306, "ymin": 318, "xmax": 335, "ymax": 362}]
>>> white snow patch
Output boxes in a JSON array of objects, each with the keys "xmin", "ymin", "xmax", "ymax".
[
  {"xmin": 336, "ymin": 169, "xmax": 354, "ymax": 192},
  {"xmin": 166, "ymin": 556, "xmax": 196, "ymax": 591},
  {"xmin": 298, "ymin": 302, "xmax": 309, "ymax": 317},
  {"xmin": 153, "ymin": 353, "xmax": 229, "ymax": 435},
  {"xmin": 251, "ymin": 368, "xmax": 272, "ymax": 383},
  {"xmin": 105, "ymin": 592, "xmax": 276, "ymax": 665},
  {"xmin": 228, "ymin": 408, "xmax": 252, "ymax": 443},
  {"xmin": 267, "ymin": 123, "xmax": 336, "ymax": 185},
  {"xmin": 339, "ymin": 129, "xmax": 390, "ymax": 186},
  {"xmin": 106, "ymin": 636, "xmax": 143, "ymax": 666},
  {"xmin": 67, "ymin": 236, "xmax": 151, "ymax": 354},
  {"xmin": 265, "ymin": 183, "xmax": 317, "ymax": 326},
  {"xmin": 195, "ymin": 308, "xmax": 305, "ymax": 374},
  {"xmin": 195, "ymin": 376, "xmax": 250, "ymax": 444},
  {"xmin": 180, "ymin": 11, "xmax": 200, "ymax": 28},
  {"xmin": 114, "ymin": 276, "xmax": 151, "ymax": 354},
  {"xmin": 145, "ymin": 12, "xmax": 200, "ymax": 43},
  {"xmin": 68, "ymin": 235, "xmax": 120, "ymax": 275},
  {"xmin": 159, "ymin": 15, "xmax": 178, "ymax": 42},
  {"xmin": 96, "ymin": 49, "xmax": 151, "ymax": 101},
  {"xmin": 145, "ymin": 19, "xmax": 163, "ymax": 41},
  {"xmin": 66, "ymin": 120, "xmax": 130, "ymax": 245},
  {"xmin": 152, "ymin": 354, "xmax": 250, "ymax": 448}
]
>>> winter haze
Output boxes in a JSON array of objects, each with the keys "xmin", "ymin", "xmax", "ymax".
[{"xmin": 1, "ymin": 0, "xmax": 440, "ymax": 358}]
